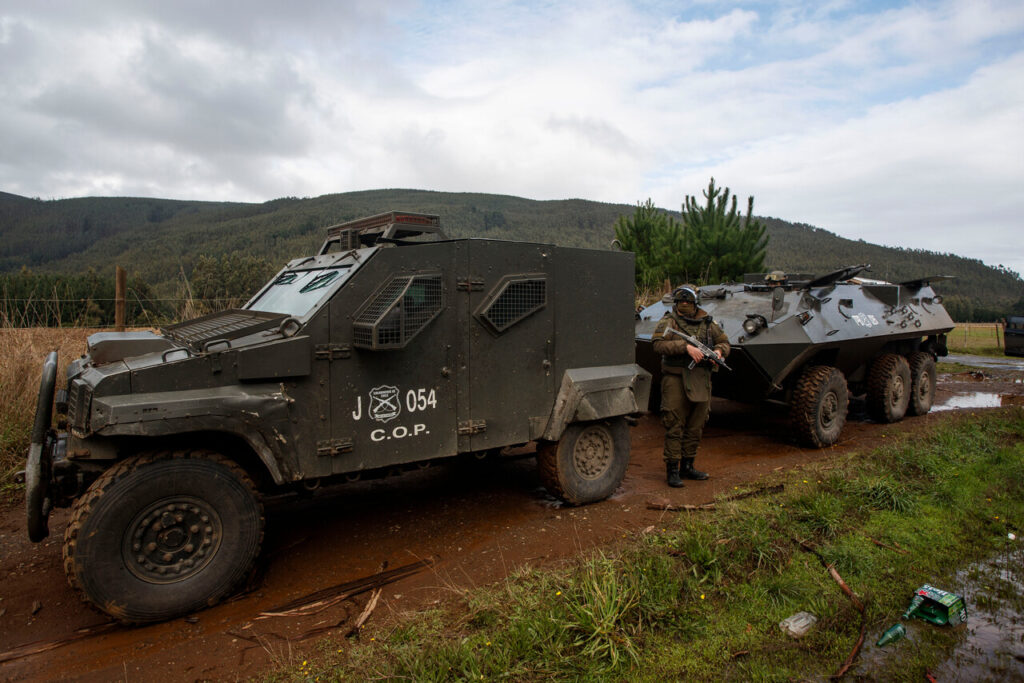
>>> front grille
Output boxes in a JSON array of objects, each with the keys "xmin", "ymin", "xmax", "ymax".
[{"xmin": 163, "ymin": 309, "xmax": 284, "ymax": 347}]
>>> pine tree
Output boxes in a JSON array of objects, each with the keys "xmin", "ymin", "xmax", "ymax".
[
  {"xmin": 613, "ymin": 199, "xmax": 682, "ymax": 289},
  {"xmin": 681, "ymin": 178, "xmax": 768, "ymax": 283}
]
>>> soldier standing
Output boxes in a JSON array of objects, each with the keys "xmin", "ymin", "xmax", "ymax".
[{"xmin": 652, "ymin": 286, "xmax": 730, "ymax": 488}]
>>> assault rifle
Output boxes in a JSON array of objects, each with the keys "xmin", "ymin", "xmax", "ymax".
[{"xmin": 664, "ymin": 326, "xmax": 732, "ymax": 371}]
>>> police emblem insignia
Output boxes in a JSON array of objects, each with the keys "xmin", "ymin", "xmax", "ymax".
[{"xmin": 368, "ymin": 385, "xmax": 401, "ymax": 423}]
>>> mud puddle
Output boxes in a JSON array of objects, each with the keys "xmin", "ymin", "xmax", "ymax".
[
  {"xmin": 935, "ymin": 356, "xmax": 1024, "ymax": 414},
  {"xmin": 947, "ymin": 353, "xmax": 1024, "ymax": 372},
  {"xmin": 934, "ymin": 392, "xmax": 1024, "ymax": 411},
  {"xmin": 854, "ymin": 542, "xmax": 1024, "ymax": 680}
]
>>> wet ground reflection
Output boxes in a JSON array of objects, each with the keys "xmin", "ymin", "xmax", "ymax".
[{"xmin": 854, "ymin": 543, "xmax": 1024, "ymax": 680}]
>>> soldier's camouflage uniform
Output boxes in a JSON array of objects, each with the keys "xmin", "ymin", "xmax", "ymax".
[{"xmin": 652, "ymin": 308, "xmax": 730, "ymax": 466}]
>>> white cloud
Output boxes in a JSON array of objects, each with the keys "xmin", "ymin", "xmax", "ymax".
[
  {"xmin": 660, "ymin": 50, "xmax": 1024, "ymax": 272},
  {"xmin": 1, "ymin": 0, "xmax": 1023, "ymax": 275}
]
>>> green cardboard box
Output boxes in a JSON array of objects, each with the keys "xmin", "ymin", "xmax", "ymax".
[{"xmin": 904, "ymin": 584, "xmax": 968, "ymax": 626}]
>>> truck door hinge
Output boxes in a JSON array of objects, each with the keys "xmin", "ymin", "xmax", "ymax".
[
  {"xmin": 457, "ymin": 420, "xmax": 487, "ymax": 435},
  {"xmin": 316, "ymin": 438, "xmax": 354, "ymax": 457},
  {"xmin": 456, "ymin": 278, "xmax": 484, "ymax": 292},
  {"xmin": 315, "ymin": 344, "xmax": 351, "ymax": 360}
]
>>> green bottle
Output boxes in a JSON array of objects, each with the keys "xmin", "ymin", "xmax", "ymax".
[
  {"xmin": 876, "ymin": 623, "xmax": 906, "ymax": 646},
  {"xmin": 902, "ymin": 594, "xmax": 924, "ymax": 620}
]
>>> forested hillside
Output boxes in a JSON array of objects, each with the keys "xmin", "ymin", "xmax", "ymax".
[{"xmin": 1, "ymin": 189, "xmax": 1020, "ymax": 323}]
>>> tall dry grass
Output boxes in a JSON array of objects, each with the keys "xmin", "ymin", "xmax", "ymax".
[{"xmin": 0, "ymin": 327, "xmax": 95, "ymax": 485}]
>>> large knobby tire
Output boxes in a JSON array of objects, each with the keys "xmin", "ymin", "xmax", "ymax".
[
  {"xmin": 867, "ymin": 353, "xmax": 912, "ymax": 423},
  {"xmin": 790, "ymin": 366, "xmax": 849, "ymax": 448},
  {"xmin": 63, "ymin": 450, "xmax": 264, "ymax": 623},
  {"xmin": 906, "ymin": 352, "xmax": 937, "ymax": 416},
  {"xmin": 537, "ymin": 418, "xmax": 631, "ymax": 505}
]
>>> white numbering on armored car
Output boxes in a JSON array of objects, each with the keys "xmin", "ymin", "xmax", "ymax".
[
  {"xmin": 351, "ymin": 384, "xmax": 438, "ymax": 442},
  {"xmin": 851, "ymin": 313, "xmax": 880, "ymax": 328},
  {"xmin": 351, "ymin": 384, "xmax": 439, "ymax": 422}
]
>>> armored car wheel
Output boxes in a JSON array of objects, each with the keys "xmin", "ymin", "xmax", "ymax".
[
  {"xmin": 791, "ymin": 365, "xmax": 848, "ymax": 448},
  {"xmin": 867, "ymin": 353, "xmax": 911, "ymax": 423},
  {"xmin": 906, "ymin": 352, "xmax": 936, "ymax": 416},
  {"xmin": 538, "ymin": 418, "xmax": 630, "ymax": 505},
  {"xmin": 63, "ymin": 450, "xmax": 263, "ymax": 623}
]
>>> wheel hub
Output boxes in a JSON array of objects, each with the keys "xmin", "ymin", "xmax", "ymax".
[
  {"xmin": 572, "ymin": 426, "xmax": 613, "ymax": 480},
  {"xmin": 820, "ymin": 391, "xmax": 839, "ymax": 429},
  {"xmin": 123, "ymin": 498, "xmax": 222, "ymax": 583},
  {"xmin": 917, "ymin": 373, "xmax": 931, "ymax": 400},
  {"xmin": 891, "ymin": 375, "xmax": 906, "ymax": 407}
]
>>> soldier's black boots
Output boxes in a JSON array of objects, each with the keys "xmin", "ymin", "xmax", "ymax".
[
  {"xmin": 666, "ymin": 462, "xmax": 684, "ymax": 488},
  {"xmin": 681, "ymin": 457, "xmax": 709, "ymax": 480}
]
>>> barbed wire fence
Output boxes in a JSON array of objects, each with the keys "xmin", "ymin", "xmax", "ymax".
[{"xmin": 0, "ymin": 293, "xmax": 251, "ymax": 329}]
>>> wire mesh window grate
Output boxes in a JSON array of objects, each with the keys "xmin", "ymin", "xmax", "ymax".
[
  {"xmin": 479, "ymin": 277, "xmax": 546, "ymax": 333},
  {"xmin": 352, "ymin": 273, "xmax": 443, "ymax": 349}
]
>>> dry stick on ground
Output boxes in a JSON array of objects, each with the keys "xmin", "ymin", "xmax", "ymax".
[
  {"xmin": 647, "ymin": 484, "xmax": 786, "ymax": 512},
  {"xmin": 792, "ymin": 538, "xmax": 867, "ymax": 679},
  {"xmin": 867, "ymin": 537, "xmax": 911, "ymax": 555},
  {"xmin": 346, "ymin": 588, "xmax": 383, "ymax": 638},
  {"xmin": 647, "ymin": 501, "xmax": 716, "ymax": 512},
  {"xmin": 257, "ymin": 558, "xmax": 432, "ymax": 619},
  {"xmin": 0, "ymin": 622, "xmax": 119, "ymax": 664}
]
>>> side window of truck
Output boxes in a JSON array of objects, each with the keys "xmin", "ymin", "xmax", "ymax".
[
  {"xmin": 353, "ymin": 273, "xmax": 443, "ymax": 349},
  {"xmin": 476, "ymin": 275, "xmax": 547, "ymax": 334}
]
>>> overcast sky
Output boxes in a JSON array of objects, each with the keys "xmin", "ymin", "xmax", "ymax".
[{"xmin": 2, "ymin": 1, "xmax": 1023, "ymax": 276}]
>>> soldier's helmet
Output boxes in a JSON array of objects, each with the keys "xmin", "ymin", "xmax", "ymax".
[
  {"xmin": 671, "ymin": 285, "xmax": 699, "ymax": 304},
  {"xmin": 765, "ymin": 270, "xmax": 787, "ymax": 284}
]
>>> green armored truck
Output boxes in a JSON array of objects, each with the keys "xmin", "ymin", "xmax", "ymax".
[{"xmin": 24, "ymin": 212, "xmax": 650, "ymax": 623}]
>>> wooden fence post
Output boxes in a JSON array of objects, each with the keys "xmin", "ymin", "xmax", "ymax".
[{"xmin": 115, "ymin": 266, "xmax": 126, "ymax": 332}]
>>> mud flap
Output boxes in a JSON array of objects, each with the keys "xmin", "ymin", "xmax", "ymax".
[{"xmin": 536, "ymin": 364, "xmax": 652, "ymax": 442}]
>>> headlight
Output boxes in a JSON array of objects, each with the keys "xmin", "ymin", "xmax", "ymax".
[{"xmin": 743, "ymin": 315, "xmax": 767, "ymax": 336}]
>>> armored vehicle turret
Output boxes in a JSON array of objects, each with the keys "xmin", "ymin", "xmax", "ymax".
[
  {"xmin": 636, "ymin": 265, "xmax": 954, "ymax": 447},
  {"xmin": 24, "ymin": 212, "xmax": 650, "ymax": 623}
]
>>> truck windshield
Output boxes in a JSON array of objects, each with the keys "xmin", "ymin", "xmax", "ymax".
[{"xmin": 247, "ymin": 266, "xmax": 352, "ymax": 316}]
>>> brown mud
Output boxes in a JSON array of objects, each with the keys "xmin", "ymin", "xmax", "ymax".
[{"xmin": 1, "ymin": 366, "xmax": 1022, "ymax": 681}]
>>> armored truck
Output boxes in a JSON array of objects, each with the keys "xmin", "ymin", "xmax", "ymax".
[
  {"xmin": 25, "ymin": 212, "xmax": 650, "ymax": 623},
  {"xmin": 1005, "ymin": 316, "xmax": 1024, "ymax": 357},
  {"xmin": 636, "ymin": 265, "xmax": 954, "ymax": 447}
]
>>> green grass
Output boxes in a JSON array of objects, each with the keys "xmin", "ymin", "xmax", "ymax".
[
  {"xmin": 271, "ymin": 409, "xmax": 1024, "ymax": 681},
  {"xmin": 947, "ymin": 323, "xmax": 1010, "ymax": 357}
]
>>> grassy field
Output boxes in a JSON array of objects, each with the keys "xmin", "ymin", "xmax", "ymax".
[
  {"xmin": 271, "ymin": 409, "xmax": 1024, "ymax": 681},
  {"xmin": 0, "ymin": 327, "xmax": 93, "ymax": 489},
  {"xmin": 947, "ymin": 322, "xmax": 1008, "ymax": 357}
]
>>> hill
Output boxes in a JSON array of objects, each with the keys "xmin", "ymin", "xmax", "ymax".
[{"xmin": 1, "ymin": 189, "xmax": 1020, "ymax": 322}]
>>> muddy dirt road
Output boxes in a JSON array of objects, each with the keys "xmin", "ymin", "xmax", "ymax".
[{"xmin": 2, "ymin": 362, "xmax": 1022, "ymax": 682}]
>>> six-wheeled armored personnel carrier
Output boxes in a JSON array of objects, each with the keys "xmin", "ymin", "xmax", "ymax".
[
  {"xmin": 23, "ymin": 212, "xmax": 650, "ymax": 622},
  {"xmin": 636, "ymin": 265, "xmax": 955, "ymax": 447}
]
